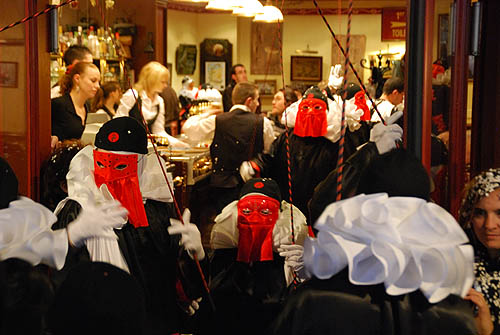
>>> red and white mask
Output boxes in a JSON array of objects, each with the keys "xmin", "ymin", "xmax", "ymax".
[
  {"xmin": 236, "ymin": 194, "xmax": 280, "ymax": 263},
  {"xmin": 93, "ymin": 150, "xmax": 148, "ymax": 228},
  {"xmin": 294, "ymin": 95, "xmax": 328, "ymax": 138}
]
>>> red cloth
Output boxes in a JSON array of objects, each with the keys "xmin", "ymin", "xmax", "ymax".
[
  {"xmin": 236, "ymin": 195, "xmax": 280, "ymax": 263},
  {"xmin": 294, "ymin": 97, "xmax": 328, "ymax": 138},
  {"xmin": 354, "ymin": 91, "xmax": 371, "ymax": 121},
  {"xmin": 93, "ymin": 150, "xmax": 149, "ymax": 228}
]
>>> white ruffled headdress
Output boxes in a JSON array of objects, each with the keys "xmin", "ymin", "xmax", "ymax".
[
  {"xmin": 54, "ymin": 145, "xmax": 174, "ymax": 272},
  {"xmin": 304, "ymin": 193, "xmax": 474, "ymax": 303},
  {"xmin": 281, "ymin": 96, "xmax": 363, "ymax": 143}
]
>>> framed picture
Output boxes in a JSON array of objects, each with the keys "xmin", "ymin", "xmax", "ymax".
[
  {"xmin": 438, "ymin": 14, "xmax": 449, "ymax": 59},
  {"xmin": 200, "ymin": 39, "xmax": 232, "ymax": 88},
  {"xmin": 166, "ymin": 63, "xmax": 173, "ymax": 86},
  {"xmin": 290, "ymin": 56, "xmax": 322, "ymax": 82},
  {"xmin": 175, "ymin": 44, "xmax": 197, "ymax": 75},
  {"xmin": 205, "ymin": 61, "xmax": 226, "ymax": 90},
  {"xmin": 255, "ymin": 80, "xmax": 277, "ymax": 97},
  {"xmin": 0, "ymin": 62, "xmax": 18, "ymax": 88},
  {"xmin": 251, "ymin": 22, "xmax": 281, "ymax": 75}
]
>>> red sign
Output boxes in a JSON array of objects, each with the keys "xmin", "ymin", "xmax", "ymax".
[{"xmin": 382, "ymin": 8, "xmax": 407, "ymax": 41}]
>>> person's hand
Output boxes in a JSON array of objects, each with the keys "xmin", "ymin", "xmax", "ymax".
[
  {"xmin": 168, "ymin": 209, "xmax": 205, "ymax": 260},
  {"xmin": 50, "ymin": 136, "xmax": 60, "ymax": 151},
  {"xmin": 239, "ymin": 161, "xmax": 255, "ymax": 182},
  {"xmin": 179, "ymin": 297, "xmax": 202, "ymax": 316},
  {"xmin": 328, "ymin": 64, "xmax": 343, "ymax": 90},
  {"xmin": 437, "ymin": 130, "xmax": 449, "ymax": 148},
  {"xmin": 67, "ymin": 200, "xmax": 128, "ymax": 247},
  {"xmin": 464, "ymin": 288, "xmax": 494, "ymax": 335},
  {"xmin": 278, "ymin": 243, "xmax": 311, "ymax": 281},
  {"xmin": 370, "ymin": 111, "xmax": 404, "ymax": 154}
]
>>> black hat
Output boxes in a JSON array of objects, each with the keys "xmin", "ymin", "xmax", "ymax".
[
  {"xmin": 95, "ymin": 117, "xmax": 148, "ymax": 154},
  {"xmin": 240, "ymin": 178, "xmax": 281, "ymax": 202},
  {"xmin": 339, "ymin": 82, "xmax": 362, "ymax": 100},
  {"xmin": 0, "ymin": 157, "xmax": 18, "ymax": 209},
  {"xmin": 357, "ymin": 148, "xmax": 430, "ymax": 201},
  {"xmin": 303, "ymin": 86, "xmax": 328, "ymax": 110},
  {"xmin": 49, "ymin": 262, "xmax": 146, "ymax": 335}
]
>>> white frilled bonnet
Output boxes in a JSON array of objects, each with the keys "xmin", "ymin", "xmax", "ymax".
[{"xmin": 304, "ymin": 193, "xmax": 474, "ymax": 303}]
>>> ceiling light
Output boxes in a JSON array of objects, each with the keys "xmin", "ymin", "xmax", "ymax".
[
  {"xmin": 232, "ymin": 0, "xmax": 264, "ymax": 17},
  {"xmin": 253, "ymin": 3, "xmax": 283, "ymax": 22}
]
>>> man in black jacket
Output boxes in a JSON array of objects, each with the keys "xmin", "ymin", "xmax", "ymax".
[{"xmin": 222, "ymin": 64, "xmax": 248, "ymax": 113}]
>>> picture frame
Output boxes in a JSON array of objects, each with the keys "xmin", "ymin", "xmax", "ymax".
[
  {"xmin": 166, "ymin": 63, "xmax": 173, "ymax": 86},
  {"xmin": 205, "ymin": 61, "xmax": 226, "ymax": 91},
  {"xmin": 175, "ymin": 44, "xmax": 197, "ymax": 75},
  {"xmin": 200, "ymin": 39, "xmax": 232, "ymax": 88},
  {"xmin": 290, "ymin": 56, "xmax": 322, "ymax": 82},
  {"xmin": 255, "ymin": 79, "xmax": 277, "ymax": 97},
  {"xmin": 438, "ymin": 14, "xmax": 449, "ymax": 60},
  {"xmin": 0, "ymin": 62, "xmax": 18, "ymax": 88},
  {"xmin": 251, "ymin": 22, "xmax": 281, "ymax": 75}
]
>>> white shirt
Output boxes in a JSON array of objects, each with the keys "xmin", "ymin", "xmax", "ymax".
[
  {"xmin": 115, "ymin": 89, "xmax": 167, "ymax": 136},
  {"xmin": 370, "ymin": 100, "xmax": 400, "ymax": 122},
  {"xmin": 182, "ymin": 104, "xmax": 276, "ymax": 153},
  {"xmin": 51, "ymin": 85, "xmax": 62, "ymax": 99}
]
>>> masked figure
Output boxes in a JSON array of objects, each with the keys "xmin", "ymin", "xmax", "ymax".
[
  {"xmin": 53, "ymin": 117, "xmax": 206, "ymax": 335},
  {"xmin": 201, "ymin": 178, "xmax": 308, "ymax": 335}
]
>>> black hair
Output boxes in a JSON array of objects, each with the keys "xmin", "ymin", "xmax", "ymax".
[
  {"xmin": 230, "ymin": 64, "xmax": 245, "ymax": 76},
  {"xmin": 382, "ymin": 77, "xmax": 404, "ymax": 95},
  {"xmin": 63, "ymin": 45, "xmax": 92, "ymax": 66}
]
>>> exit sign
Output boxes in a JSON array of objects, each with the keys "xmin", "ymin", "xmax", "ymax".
[{"xmin": 382, "ymin": 8, "xmax": 407, "ymax": 41}]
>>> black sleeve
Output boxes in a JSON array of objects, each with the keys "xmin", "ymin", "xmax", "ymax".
[
  {"xmin": 222, "ymin": 86, "xmax": 233, "ymax": 113},
  {"xmin": 51, "ymin": 97, "xmax": 65, "ymax": 139},
  {"xmin": 251, "ymin": 130, "xmax": 287, "ymax": 176}
]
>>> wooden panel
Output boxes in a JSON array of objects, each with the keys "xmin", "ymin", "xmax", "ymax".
[{"xmin": 156, "ymin": 7, "xmax": 166, "ymax": 65}]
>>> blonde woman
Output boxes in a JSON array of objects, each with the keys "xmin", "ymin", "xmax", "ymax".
[{"xmin": 115, "ymin": 61, "xmax": 169, "ymax": 135}]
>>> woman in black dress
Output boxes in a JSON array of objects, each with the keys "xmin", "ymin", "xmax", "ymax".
[{"xmin": 51, "ymin": 62, "xmax": 100, "ymax": 149}]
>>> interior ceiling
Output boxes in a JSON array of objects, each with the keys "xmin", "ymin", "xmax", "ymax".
[{"xmin": 169, "ymin": 1, "xmax": 408, "ymax": 10}]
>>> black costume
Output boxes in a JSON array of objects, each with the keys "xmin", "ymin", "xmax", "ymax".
[
  {"xmin": 51, "ymin": 93, "xmax": 88, "ymax": 141},
  {"xmin": 270, "ymin": 270, "xmax": 477, "ymax": 335},
  {"xmin": 222, "ymin": 81, "xmax": 235, "ymax": 113},
  {"xmin": 53, "ymin": 199, "xmax": 203, "ymax": 335}
]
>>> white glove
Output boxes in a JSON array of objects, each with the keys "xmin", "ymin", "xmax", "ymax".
[
  {"xmin": 168, "ymin": 209, "xmax": 205, "ymax": 260},
  {"xmin": 328, "ymin": 64, "xmax": 344, "ymax": 89},
  {"xmin": 278, "ymin": 243, "xmax": 311, "ymax": 281},
  {"xmin": 370, "ymin": 111, "xmax": 404, "ymax": 155},
  {"xmin": 239, "ymin": 161, "xmax": 255, "ymax": 182},
  {"xmin": 185, "ymin": 297, "xmax": 202, "ymax": 316},
  {"xmin": 67, "ymin": 200, "xmax": 128, "ymax": 247}
]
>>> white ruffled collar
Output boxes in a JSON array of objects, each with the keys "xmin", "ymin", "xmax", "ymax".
[
  {"xmin": 281, "ymin": 96, "xmax": 363, "ymax": 143},
  {"xmin": 304, "ymin": 193, "xmax": 474, "ymax": 303},
  {"xmin": 61, "ymin": 145, "xmax": 173, "ymax": 210}
]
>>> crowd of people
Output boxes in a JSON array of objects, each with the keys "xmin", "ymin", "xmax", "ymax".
[{"xmin": 1, "ymin": 45, "xmax": 498, "ymax": 335}]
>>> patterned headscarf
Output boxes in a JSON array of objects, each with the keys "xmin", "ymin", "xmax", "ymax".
[{"xmin": 459, "ymin": 168, "xmax": 500, "ymax": 228}]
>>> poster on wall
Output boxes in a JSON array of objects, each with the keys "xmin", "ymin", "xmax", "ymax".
[
  {"xmin": 0, "ymin": 62, "xmax": 18, "ymax": 88},
  {"xmin": 200, "ymin": 39, "xmax": 232, "ymax": 88},
  {"xmin": 381, "ymin": 8, "xmax": 407, "ymax": 41},
  {"xmin": 290, "ymin": 56, "xmax": 323, "ymax": 82},
  {"xmin": 331, "ymin": 35, "xmax": 366, "ymax": 83},
  {"xmin": 176, "ymin": 44, "xmax": 197, "ymax": 75},
  {"xmin": 205, "ymin": 61, "xmax": 226, "ymax": 90},
  {"xmin": 251, "ymin": 22, "xmax": 281, "ymax": 75}
]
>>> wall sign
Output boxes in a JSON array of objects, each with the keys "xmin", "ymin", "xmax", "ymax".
[{"xmin": 381, "ymin": 8, "xmax": 407, "ymax": 41}]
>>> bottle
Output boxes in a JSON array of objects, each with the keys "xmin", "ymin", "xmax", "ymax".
[
  {"xmin": 98, "ymin": 28, "xmax": 108, "ymax": 59},
  {"xmin": 88, "ymin": 26, "xmax": 99, "ymax": 58},
  {"xmin": 76, "ymin": 25, "xmax": 83, "ymax": 45}
]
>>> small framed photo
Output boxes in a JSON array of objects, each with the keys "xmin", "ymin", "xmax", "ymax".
[
  {"xmin": 290, "ymin": 56, "xmax": 322, "ymax": 82},
  {"xmin": 0, "ymin": 62, "xmax": 18, "ymax": 88},
  {"xmin": 205, "ymin": 61, "xmax": 226, "ymax": 91},
  {"xmin": 255, "ymin": 79, "xmax": 277, "ymax": 97}
]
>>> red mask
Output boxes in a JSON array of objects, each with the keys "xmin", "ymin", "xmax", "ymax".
[
  {"xmin": 93, "ymin": 150, "xmax": 149, "ymax": 228},
  {"xmin": 354, "ymin": 90, "xmax": 371, "ymax": 121},
  {"xmin": 294, "ymin": 97, "xmax": 328, "ymax": 137},
  {"xmin": 236, "ymin": 195, "xmax": 280, "ymax": 263}
]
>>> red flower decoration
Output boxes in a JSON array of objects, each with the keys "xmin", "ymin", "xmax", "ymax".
[
  {"xmin": 254, "ymin": 181, "xmax": 264, "ymax": 189},
  {"xmin": 108, "ymin": 132, "xmax": 119, "ymax": 143}
]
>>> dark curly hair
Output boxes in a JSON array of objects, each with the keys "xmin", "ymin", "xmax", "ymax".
[{"xmin": 40, "ymin": 140, "xmax": 84, "ymax": 211}]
